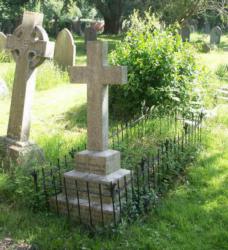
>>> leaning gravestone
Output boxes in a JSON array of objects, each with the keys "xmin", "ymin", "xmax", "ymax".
[
  {"xmin": 0, "ymin": 32, "xmax": 6, "ymax": 52},
  {"xmin": 210, "ymin": 26, "xmax": 222, "ymax": 45},
  {"xmin": 54, "ymin": 28, "xmax": 75, "ymax": 69},
  {"xmin": 0, "ymin": 79, "xmax": 8, "ymax": 98},
  {"xmin": 84, "ymin": 26, "xmax": 97, "ymax": 45},
  {"xmin": 52, "ymin": 41, "xmax": 130, "ymax": 225},
  {"xmin": 181, "ymin": 25, "xmax": 191, "ymax": 42},
  {"xmin": 0, "ymin": 11, "xmax": 55, "ymax": 169}
]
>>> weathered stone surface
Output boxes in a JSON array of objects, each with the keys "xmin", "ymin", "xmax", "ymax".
[
  {"xmin": 210, "ymin": 26, "xmax": 222, "ymax": 45},
  {"xmin": 0, "ymin": 79, "xmax": 8, "ymax": 97},
  {"xmin": 54, "ymin": 28, "xmax": 75, "ymax": 69},
  {"xmin": 50, "ymin": 168, "xmax": 131, "ymax": 225},
  {"xmin": 0, "ymin": 136, "xmax": 45, "ymax": 169},
  {"xmin": 72, "ymin": 20, "xmax": 82, "ymax": 36},
  {"xmin": 84, "ymin": 27, "xmax": 97, "ymax": 44},
  {"xmin": 0, "ymin": 11, "xmax": 54, "ymax": 168},
  {"xmin": 70, "ymin": 41, "xmax": 127, "ymax": 152},
  {"xmin": 0, "ymin": 32, "xmax": 6, "ymax": 52},
  {"xmin": 181, "ymin": 25, "xmax": 191, "ymax": 42},
  {"xmin": 75, "ymin": 149, "xmax": 121, "ymax": 175}
]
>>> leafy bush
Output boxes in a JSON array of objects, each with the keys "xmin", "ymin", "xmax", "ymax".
[{"xmin": 110, "ymin": 11, "xmax": 205, "ymax": 120}]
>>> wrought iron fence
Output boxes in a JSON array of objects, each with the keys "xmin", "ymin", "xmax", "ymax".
[{"xmin": 31, "ymin": 111, "xmax": 203, "ymax": 228}]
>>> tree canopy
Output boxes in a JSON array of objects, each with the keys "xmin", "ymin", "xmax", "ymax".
[{"xmin": 0, "ymin": 0, "xmax": 227, "ymax": 35}]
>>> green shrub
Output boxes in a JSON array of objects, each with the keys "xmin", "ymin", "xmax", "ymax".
[
  {"xmin": 215, "ymin": 64, "xmax": 228, "ymax": 80},
  {"xmin": 110, "ymin": 11, "xmax": 205, "ymax": 120}
]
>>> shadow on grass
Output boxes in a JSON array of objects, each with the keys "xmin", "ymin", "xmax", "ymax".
[{"xmin": 63, "ymin": 103, "xmax": 87, "ymax": 130}]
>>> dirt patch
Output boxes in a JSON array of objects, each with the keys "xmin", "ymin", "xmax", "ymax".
[{"xmin": 0, "ymin": 238, "xmax": 32, "ymax": 250}]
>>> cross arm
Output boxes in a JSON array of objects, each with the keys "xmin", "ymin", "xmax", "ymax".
[
  {"xmin": 6, "ymin": 34, "xmax": 20, "ymax": 50},
  {"xmin": 102, "ymin": 66, "xmax": 128, "ymax": 85},
  {"xmin": 69, "ymin": 66, "xmax": 89, "ymax": 84},
  {"xmin": 33, "ymin": 40, "xmax": 55, "ymax": 59}
]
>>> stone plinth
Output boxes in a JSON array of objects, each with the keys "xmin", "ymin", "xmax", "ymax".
[
  {"xmin": 51, "ymin": 168, "xmax": 131, "ymax": 225},
  {"xmin": 0, "ymin": 136, "xmax": 44, "ymax": 169},
  {"xmin": 75, "ymin": 150, "xmax": 121, "ymax": 175}
]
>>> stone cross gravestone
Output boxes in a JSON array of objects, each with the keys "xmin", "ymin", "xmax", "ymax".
[
  {"xmin": 0, "ymin": 11, "xmax": 55, "ymax": 168},
  {"xmin": 210, "ymin": 26, "xmax": 222, "ymax": 45},
  {"xmin": 54, "ymin": 28, "xmax": 75, "ymax": 69},
  {"xmin": 84, "ymin": 26, "xmax": 97, "ymax": 45},
  {"xmin": 181, "ymin": 25, "xmax": 191, "ymax": 42},
  {"xmin": 53, "ymin": 41, "xmax": 130, "ymax": 225},
  {"xmin": 0, "ymin": 32, "xmax": 6, "ymax": 52}
]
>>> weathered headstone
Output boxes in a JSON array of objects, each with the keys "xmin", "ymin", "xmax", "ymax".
[
  {"xmin": 210, "ymin": 26, "xmax": 222, "ymax": 45},
  {"xmin": 204, "ymin": 22, "xmax": 210, "ymax": 34},
  {"xmin": 53, "ymin": 41, "xmax": 130, "ymax": 225},
  {"xmin": 72, "ymin": 20, "xmax": 82, "ymax": 36},
  {"xmin": 54, "ymin": 28, "xmax": 75, "ymax": 69},
  {"xmin": 0, "ymin": 11, "xmax": 55, "ymax": 168},
  {"xmin": 84, "ymin": 26, "xmax": 97, "ymax": 45},
  {"xmin": 181, "ymin": 25, "xmax": 191, "ymax": 42},
  {"xmin": 0, "ymin": 32, "xmax": 6, "ymax": 52},
  {"xmin": 0, "ymin": 79, "xmax": 8, "ymax": 97}
]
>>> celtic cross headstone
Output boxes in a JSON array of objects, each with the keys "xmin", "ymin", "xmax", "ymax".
[{"xmin": 0, "ymin": 11, "xmax": 55, "ymax": 167}]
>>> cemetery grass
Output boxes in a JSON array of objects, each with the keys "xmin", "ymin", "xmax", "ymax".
[{"xmin": 0, "ymin": 105, "xmax": 227, "ymax": 249}]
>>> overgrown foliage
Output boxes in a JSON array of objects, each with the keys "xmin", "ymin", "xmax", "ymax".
[{"xmin": 110, "ymin": 11, "xmax": 205, "ymax": 120}]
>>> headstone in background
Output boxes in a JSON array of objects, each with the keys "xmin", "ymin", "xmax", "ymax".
[
  {"xmin": 0, "ymin": 32, "xmax": 6, "ymax": 52},
  {"xmin": 84, "ymin": 26, "xmax": 97, "ymax": 45},
  {"xmin": 181, "ymin": 25, "xmax": 191, "ymax": 42},
  {"xmin": 54, "ymin": 28, "xmax": 75, "ymax": 69},
  {"xmin": 72, "ymin": 20, "xmax": 82, "ymax": 36},
  {"xmin": 210, "ymin": 26, "xmax": 222, "ymax": 45},
  {"xmin": 0, "ymin": 79, "xmax": 8, "ymax": 97},
  {"xmin": 204, "ymin": 22, "xmax": 211, "ymax": 34},
  {"xmin": 53, "ymin": 41, "xmax": 130, "ymax": 225},
  {"xmin": 0, "ymin": 11, "xmax": 55, "ymax": 169}
]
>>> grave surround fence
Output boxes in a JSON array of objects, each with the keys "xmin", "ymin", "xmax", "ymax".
[{"xmin": 31, "ymin": 111, "xmax": 204, "ymax": 228}]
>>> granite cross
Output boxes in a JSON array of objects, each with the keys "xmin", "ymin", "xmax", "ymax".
[
  {"xmin": 6, "ymin": 11, "xmax": 54, "ymax": 142},
  {"xmin": 69, "ymin": 41, "xmax": 127, "ymax": 151}
]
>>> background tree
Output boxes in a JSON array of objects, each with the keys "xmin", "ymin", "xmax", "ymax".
[{"xmin": 86, "ymin": 0, "xmax": 147, "ymax": 34}]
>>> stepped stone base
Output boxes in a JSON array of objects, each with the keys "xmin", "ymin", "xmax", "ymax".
[
  {"xmin": 75, "ymin": 149, "xmax": 121, "ymax": 175},
  {"xmin": 50, "ymin": 168, "xmax": 131, "ymax": 225},
  {"xmin": 0, "ymin": 136, "xmax": 45, "ymax": 169}
]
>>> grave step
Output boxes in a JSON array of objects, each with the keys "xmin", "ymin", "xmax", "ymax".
[
  {"xmin": 62, "ymin": 169, "xmax": 130, "ymax": 203},
  {"xmin": 50, "ymin": 193, "xmax": 118, "ymax": 225}
]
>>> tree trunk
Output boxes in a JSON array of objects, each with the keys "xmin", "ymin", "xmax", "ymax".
[{"xmin": 103, "ymin": 16, "xmax": 121, "ymax": 34}]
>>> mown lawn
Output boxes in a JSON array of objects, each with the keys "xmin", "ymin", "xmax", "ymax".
[{"xmin": 0, "ymin": 104, "xmax": 227, "ymax": 250}]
